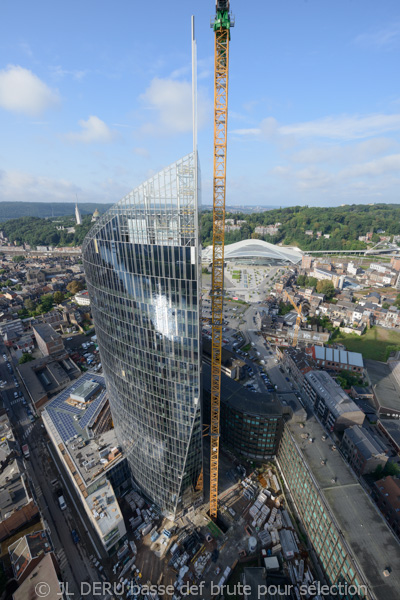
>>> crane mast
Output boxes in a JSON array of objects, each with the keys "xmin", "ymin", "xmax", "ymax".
[
  {"xmin": 283, "ymin": 290, "xmax": 307, "ymax": 347},
  {"xmin": 209, "ymin": 0, "xmax": 234, "ymax": 519}
]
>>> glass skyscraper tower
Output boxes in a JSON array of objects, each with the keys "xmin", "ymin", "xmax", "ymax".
[{"xmin": 82, "ymin": 152, "xmax": 202, "ymax": 519}]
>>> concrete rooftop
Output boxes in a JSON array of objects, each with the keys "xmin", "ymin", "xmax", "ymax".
[{"xmin": 287, "ymin": 417, "xmax": 400, "ymax": 600}]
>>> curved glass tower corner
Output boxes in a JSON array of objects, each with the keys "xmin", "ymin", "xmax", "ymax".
[{"xmin": 82, "ymin": 152, "xmax": 202, "ymax": 519}]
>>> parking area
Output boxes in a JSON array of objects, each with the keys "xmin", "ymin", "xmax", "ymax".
[{"xmin": 63, "ymin": 333, "xmax": 102, "ymax": 372}]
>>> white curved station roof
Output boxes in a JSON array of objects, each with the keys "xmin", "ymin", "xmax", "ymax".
[{"xmin": 202, "ymin": 239, "xmax": 303, "ymax": 264}]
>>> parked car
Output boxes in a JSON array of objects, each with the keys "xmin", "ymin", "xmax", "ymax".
[{"xmin": 71, "ymin": 529, "xmax": 80, "ymax": 544}]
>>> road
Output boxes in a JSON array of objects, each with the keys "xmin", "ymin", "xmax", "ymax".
[{"xmin": 0, "ymin": 341, "xmax": 100, "ymax": 599}]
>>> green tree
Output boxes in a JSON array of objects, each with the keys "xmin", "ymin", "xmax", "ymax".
[
  {"xmin": 382, "ymin": 302, "xmax": 390, "ymax": 309},
  {"xmin": 12, "ymin": 255, "xmax": 25, "ymax": 262},
  {"xmin": 24, "ymin": 298, "xmax": 35, "ymax": 312},
  {"xmin": 296, "ymin": 275, "xmax": 306, "ymax": 287},
  {"xmin": 278, "ymin": 301, "xmax": 293, "ymax": 316},
  {"xmin": 38, "ymin": 294, "xmax": 54, "ymax": 313},
  {"xmin": 19, "ymin": 353, "xmax": 35, "ymax": 364},
  {"xmin": 306, "ymin": 276, "xmax": 318, "ymax": 288},
  {"xmin": 67, "ymin": 280, "xmax": 84, "ymax": 295},
  {"xmin": 316, "ymin": 280, "xmax": 335, "ymax": 299},
  {"xmin": 53, "ymin": 291, "xmax": 65, "ymax": 304},
  {"xmin": 374, "ymin": 462, "xmax": 400, "ymax": 480}
]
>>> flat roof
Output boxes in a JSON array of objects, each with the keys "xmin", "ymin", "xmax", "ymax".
[
  {"xmin": 0, "ymin": 459, "xmax": 30, "ymax": 520},
  {"xmin": 13, "ymin": 553, "xmax": 62, "ymax": 600},
  {"xmin": 286, "ymin": 417, "xmax": 400, "ymax": 600},
  {"xmin": 42, "ymin": 373, "xmax": 123, "ymax": 487},
  {"xmin": 70, "ymin": 379, "xmax": 100, "ymax": 402},
  {"xmin": 378, "ymin": 419, "xmax": 400, "ymax": 447},
  {"xmin": 33, "ymin": 322, "xmax": 61, "ymax": 342},
  {"xmin": 19, "ymin": 355, "xmax": 81, "ymax": 403},
  {"xmin": 365, "ymin": 359, "xmax": 400, "ymax": 412},
  {"xmin": 86, "ymin": 479, "xmax": 123, "ymax": 536}
]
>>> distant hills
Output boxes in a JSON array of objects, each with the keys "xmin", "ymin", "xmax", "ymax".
[
  {"xmin": 0, "ymin": 202, "xmax": 112, "ymax": 221},
  {"xmin": 202, "ymin": 204, "xmax": 281, "ymax": 213}
]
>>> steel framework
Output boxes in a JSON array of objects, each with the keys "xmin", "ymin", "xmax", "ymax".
[{"xmin": 209, "ymin": 11, "xmax": 231, "ymax": 520}]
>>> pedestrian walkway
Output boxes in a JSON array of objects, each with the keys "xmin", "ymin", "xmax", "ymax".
[{"xmin": 23, "ymin": 424, "xmax": 34, "ymax": 439}]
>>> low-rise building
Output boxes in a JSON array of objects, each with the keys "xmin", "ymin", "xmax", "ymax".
[
  {"xmin": 378, "ymin": 419, "xmax": 400, "ymax": 455},
  {"xmin": 9, "ymin": 530, "xmax": 54, "ymax": 582},
  {"xmin": 366, "ymin": 359, "xmax": 400, "ymax": 419},
  {"xmin": 341, "ymin": 425, "xmax": 389, "ymax": 475},
  {"xmin": 74, "ymin": 290, "xmax": 91, "ymax": 306},
  {"xmin": 303, "ymin": 370, "xmax": 365, "ymax": 432},
  {"xmin": 202, "ymin": 337, "xmax": 246, "ymax": 379},
  {"xmin": 42, "ymin": 373, "xmax": 128, "ymax": 554},
  {"xmin": 18, "ymin": 353, "xmax": 81, "ymax": 409},
  {"xmin": 0, "ymin": 318, "xmax": 23, "ymax": 340},
  {"xmin": 370, "ymin": 262, "xmax": 390, "ymax": 274},
  {"xmin": 307, "ymin": 345, "xmax": 364, "ymax": 374},
  {"xmin": 33, "ymin": 323, "xmax": 64, "ymax": 356},
  {"xmin": 373, "ymin": 476, "xmax": 400, "ymax": 537},
  {"xmin": 278, "ymin": 346, "xmax": 316, "ymax": 388},
  {"xmin": 12, "ymin": 553, "xmax": 64, "ymax": 600},
  {"xmin": 0, "ymin": 459, "xmax": 39, "ymax": 542}
]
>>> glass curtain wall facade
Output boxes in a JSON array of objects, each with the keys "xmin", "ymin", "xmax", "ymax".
[{"xmin": 82, "ymin": 152, "xmax": 202, "ymax": 519}]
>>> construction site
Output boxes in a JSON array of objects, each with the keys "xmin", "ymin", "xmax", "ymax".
[{"xmin": 108, "ymin": 454, "xmax": 326, "ymax": 600}]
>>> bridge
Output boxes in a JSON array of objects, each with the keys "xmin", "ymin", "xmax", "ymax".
[{"xmin": 307, "ymin": 241, "xmax": 400, "ymax": 257}]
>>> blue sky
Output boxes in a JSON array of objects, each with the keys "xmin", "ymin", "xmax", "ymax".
[{"xmin": 1, "ymin": 0, "xmax": 400, "ymax": 207}]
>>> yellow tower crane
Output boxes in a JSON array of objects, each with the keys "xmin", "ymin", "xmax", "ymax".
[
  {"xmin": 209, "ymin": 0, "xmax": 234, "ymax": 520},
  {"xmin": 283, "ymin": 290, "xmax": 307, "ymax": 347}
]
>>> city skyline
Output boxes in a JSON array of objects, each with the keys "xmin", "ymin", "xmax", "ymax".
[{"xmin": 0, "ymin": 1, "xmax": 399, "ymax": 207}]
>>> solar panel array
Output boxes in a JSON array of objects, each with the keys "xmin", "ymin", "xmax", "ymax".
[{"xmin": 46, "ymin": 373, "xmax": 106, "ymax": 444}]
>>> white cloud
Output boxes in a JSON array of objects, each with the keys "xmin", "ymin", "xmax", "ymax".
[
  {"xmin": 19, "ymin": 42, "xmax": 33, "ymax": 59},
  {"xmin": 290, "ymin": 137, "xmax": 397, "ymax": 165},
  {"xmin": 0, "ymin": 65, "xmax": 59, "ymax": 116},
  {"xmin": 0, "ymin": 169, "xmax": 79, "ymax": 201},
  {"xmin": 231, "ymin": 127, "xmax": 261, "ymax": 136},
  {"xmin": 280, "ymin": 113, "xmax": 400, "ymax": 140},
  {"xmin": 339, "ymin": 154, "xmax": 400, "ymax": 178},
  {"xmin": 65, "ymin": 116, "xmax": 118, "ymax": 144},
  {"xmin": 232, "ymin": 113, "xmax": 400, "ymax": 142},
  {"xmin": 0, "ymin": 168, "xmax": 131, "ymax": 203},
  {"xmin": 133, "ymin": 147, "xmax": 150, "ymax": 158},
  {"xmin": 354, "ymin": 24, "xmax": 400, "ymax": 49},
  {"xmin": 295, "ymin": 167, "xmax": 333, "ymax": 190},
  {"xmin": 140, "ymin": 77, "xmax": 211, "ymax": 135},
  {"xmin": 50, "ymin": 65, "xmax": 87, "ymax": 80}
]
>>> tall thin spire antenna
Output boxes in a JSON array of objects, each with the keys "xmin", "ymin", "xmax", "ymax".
[{"xmin": 191, "ymin": 15, "xmax": 198, "ymax": 155}]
